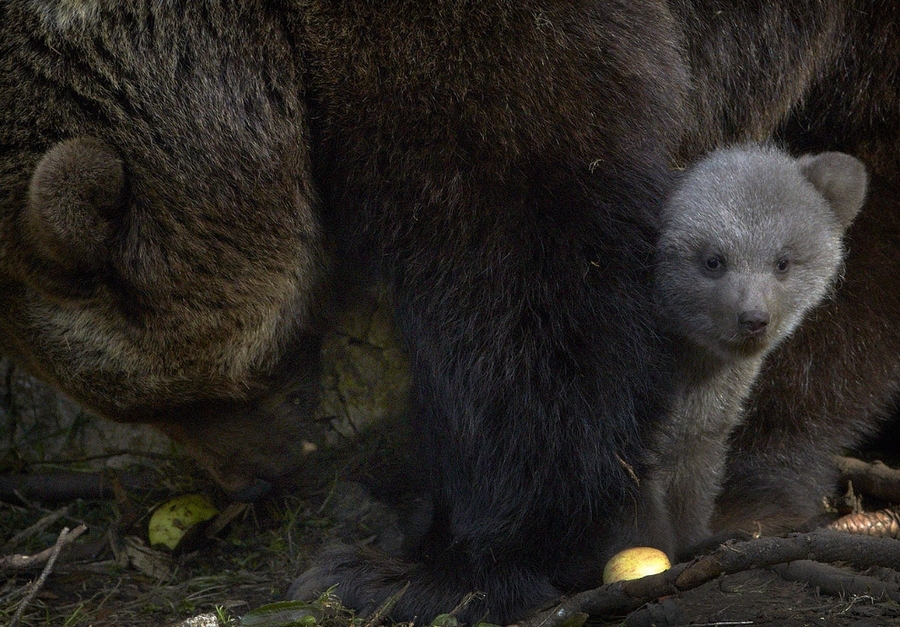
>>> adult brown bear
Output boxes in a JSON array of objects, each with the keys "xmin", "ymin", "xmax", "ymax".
[{"xmin": 1, "ymin": 1, "xmax": 898, "ymax": 624}]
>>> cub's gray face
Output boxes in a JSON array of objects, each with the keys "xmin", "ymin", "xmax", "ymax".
[
  {"xmin": 0, "ymin": 5, "xmax": 327, "ymax": 494},
  {"xmin": 656, "ymin": 146, "xmax": 867, "ymax": 361}
]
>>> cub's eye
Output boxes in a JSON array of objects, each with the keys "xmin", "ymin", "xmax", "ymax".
[
  {"xmin": 705, "ymin": 255, "xmax": 725, "ymax": 272},
  {"xmin": 698, "ymin": 251, "xmax": 726, "ymax": 276},
  {"xmin": 775, "ymin": 257, "xmax": 791, "ymax": 274}
]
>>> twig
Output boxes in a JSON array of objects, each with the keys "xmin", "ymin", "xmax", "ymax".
[
  {"xmin": 1, "ymin": 504, "xmax": 70, "ymax": 553},
  {"xmin": 1, "ymin": 523, "xmax": 87, "ymax": 571},
  {"xmin": 204, "ymin": 502, "xmax": 249, "ymax": 541},
  {"xmin": 835, "ymin": 456, "xmax": 900, "ymax": 504},
  {"xmin": 364, "ymin": 581, "xmax": 410, "ymax": 626},
  {"xmin": 519, "ymin": 529, "xmax": 900, "ymax": 627},
  {"xmin": 9, "ymin": 524, "xmax": 87, "ymax": 627}
]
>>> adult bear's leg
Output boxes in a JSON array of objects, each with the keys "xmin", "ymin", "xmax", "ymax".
[{"xmin": 293, "ymin": 171, "xmax": 675, "ymax": 624}]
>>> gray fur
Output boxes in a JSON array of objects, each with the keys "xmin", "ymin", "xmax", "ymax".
[{"xmin": 647, "ymin": 145, "xmax": 868, "ymax": 557}]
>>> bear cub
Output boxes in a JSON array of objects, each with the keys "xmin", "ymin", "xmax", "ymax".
[{"xmin": 646, "ymin": 145, "xmax": 868, "ymax": 558}]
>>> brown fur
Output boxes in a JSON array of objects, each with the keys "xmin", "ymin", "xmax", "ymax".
[{"xmin": 0, "ymin": 2, "xmax": 328, "ymax": 493}]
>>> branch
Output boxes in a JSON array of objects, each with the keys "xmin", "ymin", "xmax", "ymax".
[
  {"xmin": 835, "ymin": 456, "xmax": 900, "ymax": 504},
  {"xmin": 519, "ymin": 529, "xmax": 900, "ymax": 627},
  {"xmin": 772, "ymin": 560, "xmax": 900, "ymax": 602},
  {"xmin": 0, "ymin": 469, "xmax": 155, "ymax": 503}
]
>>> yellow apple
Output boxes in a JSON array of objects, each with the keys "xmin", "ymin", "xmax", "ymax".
[
  {"xmin": 148, "ymin": 493, "xmax": 219, "ymax": 551},
  {"xmin": 602, "ymin": 546, "xmax": 671, "ymax": 584}
]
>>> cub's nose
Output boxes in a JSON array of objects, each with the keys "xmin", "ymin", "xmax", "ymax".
[{"xmin": 739, "ymin": 310, "xmax": 770, "ymax": 335}]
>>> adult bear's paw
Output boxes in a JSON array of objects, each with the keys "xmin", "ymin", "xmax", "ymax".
[{"xmin": 289, "ymin": 542, "xmax": 562, "ymax": 625}]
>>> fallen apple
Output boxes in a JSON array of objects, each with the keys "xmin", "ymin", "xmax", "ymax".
[
  {"xmin": 148, "ymin": 493, "xmax": 219, "ymax": 551},
  {"xmin": 602, "ymin": 546, "xmax": 671, "ymax": 584}
]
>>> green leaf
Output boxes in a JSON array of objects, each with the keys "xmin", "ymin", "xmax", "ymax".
[
  {"xmin": 429, "ymin": 614, "xmax": 459, "ymax": 627},
  {"xmin": 240, "ymin": 601, "xmax": 323, "ymax": 627}
]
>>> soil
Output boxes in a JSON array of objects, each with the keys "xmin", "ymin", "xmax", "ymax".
[
  {"xmin": 3, "ymin": 454, "xmax": 900, "ymax": 627},
  {"xmin": 3, "ymin": 406, "xmax": 900, "ymax": 627},
  {"xmin": 622, "ymin": 568, "xmax": 900, "ymax": 627}
]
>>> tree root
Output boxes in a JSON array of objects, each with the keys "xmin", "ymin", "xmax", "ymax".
[{"xmin": 518, "ymin": 529, "xmax": 900, "ymax": 627}]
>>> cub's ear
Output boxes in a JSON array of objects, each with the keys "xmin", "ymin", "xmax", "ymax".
[
  {"xmin": 24, "ymin": 137, "xmax": 125, "ymax": 274},
  {"xmin": 797, "ymin": 151, "xmax": 868, "ymax": 228}
]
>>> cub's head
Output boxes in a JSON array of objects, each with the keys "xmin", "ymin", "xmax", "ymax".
[{"xmin": 656, "ymin": 145, "xmax": 867, "ymax": 360}]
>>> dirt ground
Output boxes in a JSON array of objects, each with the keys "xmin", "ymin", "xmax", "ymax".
[
  {"xmin": 622, "ymin": 568, "xmax": 900, "ymax": 627},
  {"xmin": 2, "ymin": 435, "xmax": 900, "ymax": 627}
]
